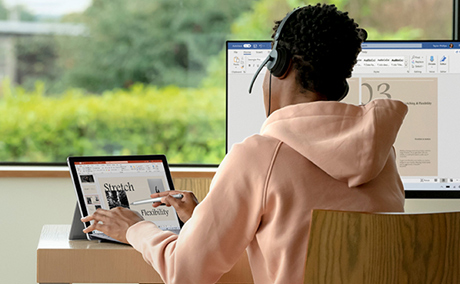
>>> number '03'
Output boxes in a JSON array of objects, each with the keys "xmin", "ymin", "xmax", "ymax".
[{"xmin": 362, "ymin": 82, "xmax": 391, "ymax": 104}]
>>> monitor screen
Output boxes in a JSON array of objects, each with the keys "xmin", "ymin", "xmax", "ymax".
[{"xmin": 226, "ymin": 40, "xmax": 460, "ymax": 198}]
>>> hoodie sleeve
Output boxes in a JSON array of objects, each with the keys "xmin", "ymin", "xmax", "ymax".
[{"xmin": 126, "ymin": 136, "xmax": 281, "ymax": 284}]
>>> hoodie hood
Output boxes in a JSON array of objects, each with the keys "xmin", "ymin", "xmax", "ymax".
[{"xmin": 260, "ymin": 99, "xmax": 408, "ymax": 187}]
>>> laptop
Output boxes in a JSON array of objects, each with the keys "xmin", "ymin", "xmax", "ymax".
[{"xmin": 67, "ymin": 155, "xmax": 183, "ymax": 243}]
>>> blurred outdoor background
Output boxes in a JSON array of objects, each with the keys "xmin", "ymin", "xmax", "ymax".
[{"xmin": 0, "ymin": 0, "xmax": 453, "ymax": 165}]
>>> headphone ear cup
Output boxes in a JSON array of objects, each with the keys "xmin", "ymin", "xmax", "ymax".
[
  {"xmin": 269, "ymin": 47, "xmax": 291, "ymax": 77},
  {"xmin": 336, "ymin": 80, "xmax": 349, "ymax": 101},
  {"xmin": 327, "ymin": 80, "xmax": 349, "ymax": 101}
]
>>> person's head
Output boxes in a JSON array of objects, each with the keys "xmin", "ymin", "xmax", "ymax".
[{"xmin": 263, "ymin": 4, "xmax": 365, "ymax": 113}]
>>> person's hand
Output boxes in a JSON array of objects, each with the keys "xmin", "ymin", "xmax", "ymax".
[
  {"xmin": 151, "ymin": 190, "xmax": 199, "ymax": 223},
  {"xmin": 81, "ymin": 207, "xmax": 144, "ymax": 244}
]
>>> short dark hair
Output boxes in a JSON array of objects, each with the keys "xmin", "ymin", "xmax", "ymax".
[{"xmin": 272, "ymin": 4, "xmax": 364, "ymax": 100}]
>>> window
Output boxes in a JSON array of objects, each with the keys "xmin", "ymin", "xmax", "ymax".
[{"xmin": 0, "ymin": 0, "xmax": 456, "ymax": 165}]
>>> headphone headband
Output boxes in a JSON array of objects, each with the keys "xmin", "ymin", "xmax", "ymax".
[{"xmin": 248, "ymin": 8, "xmax": 301, "ymax": 94}]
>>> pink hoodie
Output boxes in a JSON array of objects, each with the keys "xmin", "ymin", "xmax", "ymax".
[{"xmin": 127, "ymin": 99, "xmax": 408, "ymax": 284}]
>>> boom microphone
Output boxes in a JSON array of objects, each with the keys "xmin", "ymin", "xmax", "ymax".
[{"xmin": 248, "ymin": 55, "xmax": 272, "ymax": 94}]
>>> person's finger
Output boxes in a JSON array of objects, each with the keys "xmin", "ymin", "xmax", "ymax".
[
  {"xmin": 83, "ymin": 222, "xmax": 97, "ymax": 233},
  {"xmin": 90, "ymin": 209, "xmax": 112, "ymax": 224},
  {"xmin": 81, "ymin": 214, "xmax": 95, "ymax": 222},
  {"xmin": 164, "ymin": 194, "xmax": 182, "ymax": 208},
  {"xmin": 182, "ymin": 191, "xmax": 200, "ymax": 207},
  {"xmin": 82, "ymin": 208, "xmax": 110, "ymax": 222},
  {"xmin": 150, "ymin": 190, "xmax": 182, "ymax": 199},
  {"xmin": 83, "ymin": 220, "xmax": 107, "ymax": 233},
  {"xmin": 81, "ymin": 209, "xmax": 110, "ymax": 230},
  {"xmin": 93, "ymin": 208, "xmax": 111, "ymax": 217},
  {"xmin": 152, "ymin": 202, "xmax": 162, "ymax": 208},
  {"xmin": 151, "ymin": 191, "xmax": 184, "ymax": 206}
]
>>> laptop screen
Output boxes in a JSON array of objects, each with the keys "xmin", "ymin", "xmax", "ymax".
[
  {"xmin": 70, "ymin": 156, "xmax": 182, "ymax": 234},
  {"xmin": 226, "ymin": 40, "xmax": 460, "ymax": 197}
]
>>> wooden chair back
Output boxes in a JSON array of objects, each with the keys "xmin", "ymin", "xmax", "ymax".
[{"xmin": 304, "ymin": 210, "xmax": 460, "ymax": 284}]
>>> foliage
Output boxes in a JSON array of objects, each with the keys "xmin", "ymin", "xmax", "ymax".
[
  {"xmin": 0, "ymin": 0, "xmax": 7, "ymax": 20},
  {"xmin": 0, "ymin": 80, "xmax": 225, "ymax": 164},
  {"xmin": 16, "ymin": 36, "xmax": 63, "ymax": 93},
  {"xmin": 364, "ymin": 27, "xmax": 424, "ymax": 41},
  {"xmin": 228, "ymin": 0, "xmax": 445, "ymax": 41},
  {"xmin": 11, "ymin": 4, "xmax": 60, "ymax": 93},
  {"xmin": 56, "ymin": 0, "xmax": 256, "ymax": 93},
  {"xmin": 0, "ymin": 0, "xmax": 35, "ymax": 21},
  {"xmin": 1, "ymin": 0, "xmax": 455, "ymax": 165},
  {"xmin": 336, "ymin": 0, "xmax": 451, "ymax": 40},
  {"xmin": 230, "ymin": 0, "xmax": 291, "ymax": 40}
]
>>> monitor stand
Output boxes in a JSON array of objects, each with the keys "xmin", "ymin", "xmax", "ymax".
[{"xmin": 69, "ymin": 203, "xmax": 87, "ymax": 240}]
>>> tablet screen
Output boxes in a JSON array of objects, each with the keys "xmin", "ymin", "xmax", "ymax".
[{"xmin": 68, "ymin": 155, "xmax": 182, "ymax": 238}]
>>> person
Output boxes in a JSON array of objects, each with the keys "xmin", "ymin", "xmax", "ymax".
[{"xmin": 82, "ymin": 4, "xmax": 408, "ymax": 283}]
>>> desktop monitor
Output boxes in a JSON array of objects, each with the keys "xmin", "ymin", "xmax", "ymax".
[{"xmin": 226, "ymin": 40, "xmax": 460, "ymax": 198}]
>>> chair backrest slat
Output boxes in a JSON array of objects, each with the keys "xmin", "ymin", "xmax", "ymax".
[{"xmin": 304, "ymin": 210, "xmax": 460, "ymax": 284}]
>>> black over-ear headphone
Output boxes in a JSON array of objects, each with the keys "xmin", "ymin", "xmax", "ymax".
[
  {"xmin": 248, "ymin": 8, "xmax": 367, "ymax": 101},
  {"xmin": 248, "ymin": 8, "xmax": 300, "ymax": 94}
]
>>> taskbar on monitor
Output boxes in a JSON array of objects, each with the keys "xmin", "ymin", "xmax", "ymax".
[{"xmin": 403, "ymin": 177, "xmax": 460, "ymax": 198}]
